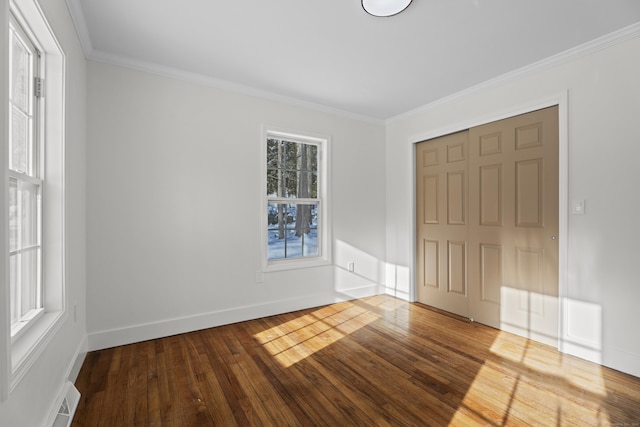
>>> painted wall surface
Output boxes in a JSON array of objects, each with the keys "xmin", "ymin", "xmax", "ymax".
[
  {"xmin": 86, "ymin": 62, "xmax": 386, "ymax": 350},
  {"xmin": 0, "ymin": 0, "xmax": 87, "ymax": 425},
  {"xmin": 385, "ymin": 33, "xmax": 640, "ymax": 377}
]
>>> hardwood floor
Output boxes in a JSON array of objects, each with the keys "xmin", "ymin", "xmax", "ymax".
[{"xmin": 72, "ymin": 295, "xmax": 640, "ymax": 426}]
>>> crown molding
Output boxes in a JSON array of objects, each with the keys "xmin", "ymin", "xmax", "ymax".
[
  {"xmin": 63, "ymin": 0, "xmax": 382, "ymax": 125},
  {"xmin": 64, "ymin": 0, "xmax": 640, "ymax": 125},
  {"xmin": 387, "ymin": 21, "xmax": 640, "ymax": 124},
  {"xmin": 64, "ymin": 0, "xmax": 93, "ymax": 56},
  {"xmin": 86, "ymin": 49, "xmax": 384, "ymax": 125}
]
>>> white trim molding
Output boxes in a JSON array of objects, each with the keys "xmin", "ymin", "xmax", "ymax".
[
  {"xmin": 388, "ymin": 22, "xmax": 640, "ymax": 124},
  {"xmin": 260, "ymin": 126, "xmax": 333, "ymax": 273},
  {"xmin": 7, "ymin": 0, "xmax": 68, "ymax": 394},
  {"xmin": 87, "ymin": 283, "xmax": 378, "ymax": 351},
  {"xmin": 63, "ymin": 0, "xmax": 92, "ymax": 56},
  {"xmin": 63, "ymin": 0, "xmax": 382, "ymax": 125}
]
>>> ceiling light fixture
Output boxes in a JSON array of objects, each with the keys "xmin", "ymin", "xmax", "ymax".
[{"xmin": 362, "ymin": 0, "xmax": 412, "ymax": 17}]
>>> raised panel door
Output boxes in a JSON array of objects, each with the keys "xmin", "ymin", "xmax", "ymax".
[
  {"xmin": 416, "ymin": 107, "xmax": 558, "ymax": 347},
  {"xmin": 416, "ymin": 131, "xmax": 469, "ymax": 317},
  {"xmin": 468, "ymin": 106, "xmax": 559, "ymax": 346}
]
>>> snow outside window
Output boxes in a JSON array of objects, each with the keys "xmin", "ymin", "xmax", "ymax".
[{"xmin": 262, "ymin": 129, "xmax": 331, "ymax": 271}]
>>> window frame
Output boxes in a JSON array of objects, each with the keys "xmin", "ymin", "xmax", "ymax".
[
  {"xmin": 4, "ymin": 0, "xmax": 67, "ymax": 396},
  {"xmin": 8, "ymin": 11, "xmax": 45, "ymax": 341},
  {"xmin": 261, "ymin": 126, "xmax": 331, "ymax": 272}
]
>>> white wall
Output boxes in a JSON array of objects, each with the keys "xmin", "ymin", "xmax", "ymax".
[
  {"xmin": 385, "ymin": 30, "xmax": 640, "ymax": 377},
  {"xmin": 0, "ymin": 4, "xmax": 636, "ymax": 424},
  {"xmin": 86, "ymin": 62, "xmax": 387, "ymax": 350},
  {"xmin": 0, "ymin": 0, "xmax": 87, "ymax": 425}
]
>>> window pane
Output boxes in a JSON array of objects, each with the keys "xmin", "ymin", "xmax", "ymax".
[
  {"xmin": 282, "ymin": 140, "xmax": 298, "ymax": 169},
  {"xmin": 10, "ymin": 254, "xmax": 19, "ymax": 324},
  {"xmin": 10, "ymin": 105, "xmax": 30, "ymax": 173},
  {"xmin": 9, "ymin": 249, "xmax": 40, "ymax": 326},
  {"xmin": 297, "ymin": 171, "xmax": 316, "ymax": 198},
  {"xmin": 267, "ymin": 203, "xmax": 318, "ymax": 260},
  {"xmin": 20, "ymin": 248, "xmax": 39, "ymax": 316},
  {"xmin": 266, "ymin": 169, "xmax": 278, "ymax": 197},
  {"xmin": 300, "ymin": 144, "xmax": 318, "ymax": 197},
  {"xmin": 283, "ymin": 170, "xmax": 297, "ymax": 198},
  {"xmin": 10, "ymin": 179, "xmax": 40, "ymax": 250},
  {"xmin": 10, "ymin": 28, "xmax": 31, "ymax": 112},
  {"xmin": 9, "ymin": 179, "xmax": 18, "ymax": 252}
]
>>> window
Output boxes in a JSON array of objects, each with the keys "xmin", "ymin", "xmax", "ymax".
[
  {"xmin": 5, "ymin": 0, "xmax": 66, "ymax": 393},
  {"xmin": 9, "ymin": 13, "xmax": 43, "ymax": 339},
  {"xmin": 263, "ymin": 128, "xmax": 330, "ymax": 271}
]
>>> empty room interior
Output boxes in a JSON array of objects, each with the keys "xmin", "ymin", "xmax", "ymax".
[{"xmin": 2, "ymin": 0, "xmax": 640, "ymax": 425}]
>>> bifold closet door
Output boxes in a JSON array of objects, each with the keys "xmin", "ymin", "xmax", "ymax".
[
  {"xmin": 416, "ymin": 106, "xmax": 559, "ymax": 346},
  {"xmin": 416, "ymin": 131, "xmax": 470, "ymax": 318},
  {"xmin": 468, "ymin": 106, "xmax": 559, "ymax": 345}
]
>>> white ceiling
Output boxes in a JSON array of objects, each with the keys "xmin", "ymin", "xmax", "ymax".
[{"xmin": 66, "ymin": 0, "xmax": 640, "ymax": 121}]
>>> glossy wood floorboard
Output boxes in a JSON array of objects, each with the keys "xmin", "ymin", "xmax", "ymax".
[{"xmin": 72, "ymin": 295, "xmax": 640, "ymax": 426}]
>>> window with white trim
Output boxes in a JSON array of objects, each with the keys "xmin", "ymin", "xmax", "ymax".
[
  {"xmin": 9, "ymin": 13, "xmax": 43, "ymax": 339},
  {"xmin": 263, "ymin": 129, "xmax": 331, "ymax": 271},
  {"xmin": 6, "ymin": 0, "xmax": 66, "ymax": 392}
]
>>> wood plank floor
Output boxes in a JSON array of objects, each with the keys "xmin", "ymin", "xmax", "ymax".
[{"xmin": 72, "ymin": 295, "xmax": 640, "ymax": 426}]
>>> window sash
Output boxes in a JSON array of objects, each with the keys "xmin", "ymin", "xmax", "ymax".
[
  {"xmin": 266, "ymin": 137, "xmax": 320, "ymax": 199},
  {"xmin": 8, "ymin": 15, "xmax": 43, "ymax": 338},
  {"xmin": 9, "ymin": 15, "xmax": 39, "ymax": 178},
  {"xmin": 267, "ymin": 200, "xmax": 321, "ymax": 261},
  {"xmin": 8, "ymin": 175, "xmax": 43, "ymax": 334}
]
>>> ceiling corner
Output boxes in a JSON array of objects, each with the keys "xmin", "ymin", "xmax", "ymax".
[{"xmin": 64, "ymin": 0, "xmax": 93, "ymax": 58}]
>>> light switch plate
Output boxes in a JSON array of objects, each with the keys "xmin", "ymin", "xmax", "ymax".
[{"xmin": 573, "ymin": 200, "xmax": 585, "ymax": 215}]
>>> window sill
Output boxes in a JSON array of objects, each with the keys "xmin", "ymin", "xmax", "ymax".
[
  {"xmin": 10, "ymin": 309, "xmax": 66, "ymax": 392},
  {"xmin": 264, "ymin": 256, "xmax": 331, "ymax": 273},
  {"xmin": 10, "ymin": 308, "xmax": 45, "ymax": 341}
]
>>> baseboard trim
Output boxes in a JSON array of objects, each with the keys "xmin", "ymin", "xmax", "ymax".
[
  {"xmin": 45, "ymin": 381, "xmax": 80, "ymax": 427},
  {"xmin": 602, "ymin": 346, "xmax": 640, "ymax": 379},
  {"xmin": 43, "ymin": 334, "xmax": 87, "ymax": 427},
  {"xmin": 67, "ymin": 335, "xmax": 88, "ymax": 383},
  {"xmin": 88, "ymin": 288, "xmax": 380, "ymax": 351}
]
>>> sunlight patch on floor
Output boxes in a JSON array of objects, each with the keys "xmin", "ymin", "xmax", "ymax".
[
  {"xmin": 253, "ymin": 301, "xmax": 380, "ymax": 368},
  {"xmin": 451, "ymin": 331, "xmax": 611, "ymax": 426}
]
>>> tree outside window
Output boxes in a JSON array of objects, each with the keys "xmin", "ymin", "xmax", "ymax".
[{"xmin": 266, "ymin": 137, "xmax": 320, "ymax": 260}]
